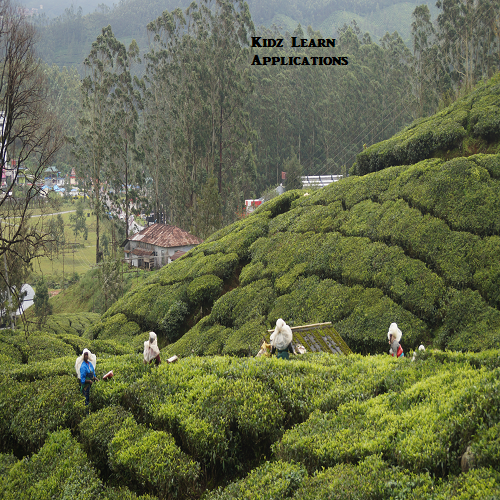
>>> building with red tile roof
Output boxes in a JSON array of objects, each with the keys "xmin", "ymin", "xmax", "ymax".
[{"xmin": 123, "ymin": 223, "xmax": 202, "ymax": 269}]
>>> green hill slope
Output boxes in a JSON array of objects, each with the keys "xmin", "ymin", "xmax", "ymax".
[
  {"xmin": 88, "ymin": 73, "xmax": 500, "ymax": 358},
  {"xmin": 1, "ymin": 348, "xmax": 500, "ymax": 498}
]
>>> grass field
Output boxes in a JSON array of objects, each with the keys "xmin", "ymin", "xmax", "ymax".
[{"xmin": 29, "ymin": 200, "xmax": 128, "ymax": 287}]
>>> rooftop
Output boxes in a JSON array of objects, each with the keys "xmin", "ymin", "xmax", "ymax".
[{"xmin": 127, "ymin": 223, "xmax": 203, "ymax": 249}]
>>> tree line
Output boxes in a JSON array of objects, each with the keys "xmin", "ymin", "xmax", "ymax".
[{"xmin": 1, "ymin": 0, "xmax": 499, "ymax": 307}]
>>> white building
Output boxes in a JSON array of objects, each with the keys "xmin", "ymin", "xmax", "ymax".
[{"xmin": 122, "ymin": 223, "xmax": 203, "ymax": 269}]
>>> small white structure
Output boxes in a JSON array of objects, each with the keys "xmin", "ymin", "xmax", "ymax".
[
  {"xmin": 301, "ymin": 175, "xmax": 343, "ymax": 189},
  {"xmin": 122, "ymin": 223, "xmax": 203, "ymax": 269}
]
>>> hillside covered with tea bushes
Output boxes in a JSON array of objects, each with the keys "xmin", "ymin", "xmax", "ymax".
[
  {"xmin": 88, "ymin": 77, "xmax": 500, "ymax": 358},
  {"xmin": 1, "ymin": 340, "xmax": 500, "ymax": 498},
  {"xmin": 352, "ymin": 72, "xmax": 500, "ymax": 176}
]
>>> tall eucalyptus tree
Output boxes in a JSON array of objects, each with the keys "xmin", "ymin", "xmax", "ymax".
[
  {"xmin": 143, "ymin": 0, "xmax": 255, "ymax": 229},
  {"xmin": 74, "ymin": 26, "xmax": 139, "ymax": 262}
]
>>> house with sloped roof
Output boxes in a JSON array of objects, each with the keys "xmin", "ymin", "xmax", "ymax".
[{"xmin": 122, "ymin": 223, "xmax": 203, "ymax": 269}]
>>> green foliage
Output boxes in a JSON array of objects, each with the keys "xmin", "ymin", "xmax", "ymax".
[
  {"xmin": 16, "ymin": 332, "xmax": 76, "ymax": 363},
  {"xmin": 291, "ymin": 454, "xmax": 434, "ymax": 500},
  {"xmin": 33, "ymin": 278, "xmax": 52, "ymax": 328},
  {"xmin": 352, "ymin": 73, "xmax": 500, "ymax": 176},
  {"xmin": 222, "ymin": 319, "xmax": 267, "ymax": 357},
  {"xmin": 124, "ymin": 358, "xmax": 287, "ymax": 473},
  {"xmin": 1, "ymin": 429, "xmax": 103, "ymax": 500},
  {"xmin": 187, "ymin": 275, "xmax": 223, "ymax": 305},
  {"xmin": 273, "ymin": 362, "xmax": 500, "ymax": 476},
  {"xmin": 9, "ymin": 376, "xmax": 86, "ymax": 452},
  {"xmin": 108, "ymin": 417, "xmax": 201, "ymax": 499},
  {"xmin": 79, "ymin": 405, "xmax": 134, "ymax": 469},
  {"xmin": 84, "ymin": 312, "xmax": 142, "ymax": 341},
  {"xmin": 204, "ymin": 460, "xmax": 307, "ymax": 500},
  {"xmin": 43, "ymin": 312, "xmax": 101, "ymax": 337},
  {"xmin": 163, "ymin": 317, "xmax": 232, "ymax": 358},
  {"xmin": 210, "ymin": 279, "xmax": 275, "ymax": 329}
]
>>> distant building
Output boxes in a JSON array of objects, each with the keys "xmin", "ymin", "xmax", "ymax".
[
  {"xmin": 245, "ymin": 198, "xmax": 264, "ymax": 214},
  {"xmin": 122, "ymin": 223, "xmax": 203, "ymax": 269},
  {"xmin": 301, "ymin": 175, "xmax": 343, "ymax": 189},
  {"xmin": 69, "ymin": 167, "xmax": 77, "ymax": 186}
]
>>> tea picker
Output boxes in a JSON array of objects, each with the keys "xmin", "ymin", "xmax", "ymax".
[{"xmin": 388, "ymin": 323, "xmax": 404, "ymax": 358}]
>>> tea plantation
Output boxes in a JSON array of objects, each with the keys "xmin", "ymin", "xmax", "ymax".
[{"xmin": 2, "ymin": 74, "xmax": 500, "ymax": 498}]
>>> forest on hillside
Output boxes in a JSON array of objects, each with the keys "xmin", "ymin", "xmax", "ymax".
[{"xmin": 36, "ymin": 0, "xmax": 500, "ymax": 257}]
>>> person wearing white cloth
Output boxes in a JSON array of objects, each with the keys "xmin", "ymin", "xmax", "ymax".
[
  {"xmin": 270, "ymin": 318, "xmax": 296, "ymax": 360},
  {"xmin": 144, "ymin": 331, "xmax": 161, "ymax": 366},
  {"xmin": 388, "ymin": 323, "xmax": 404, "ymax": 358},
  {"xmin": 75, "ymin": 348, "xmax": 97, "ymax": 405}
]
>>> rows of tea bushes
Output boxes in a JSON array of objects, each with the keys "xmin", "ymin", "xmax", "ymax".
[
  {"xmin": 203, "ymin": 455, "xmax": 500, "ymax": 500},
  {"xmin": 352, "ymin": 72, "xmax": 500, "ymax": 175},
  {"xmin": 2, "ymin": 348, "xmax": 500, "ymax": 498},
  {"xmin": 65, "ymin": 76, "xmax": 500, "ymax": 359},
  {"xmin": 86, "ymin": 156, "xmax": 500, "ymax": 357}
]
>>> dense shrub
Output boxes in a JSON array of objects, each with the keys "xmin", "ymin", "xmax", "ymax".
[
  {"xmin": 291, "ymin": 454, "xmax": 434, "ymax": 500},
  {"xmin": 108, "ymin": 417, "xmax": 201, "ymax": 499},
  {"xmin": 9, "ymin": 375, "xmax": 86, "ymax": 453},
  {"xmin": 222, "ymin": 319, "xmax": 267, "ymax": 357},
  {"xmin": 163, "ymin": 317, "xmax": 232, "ymax": 358},
  {"xmin": 210, "ymin": 279, "xmax": 275, "ymax": 329},
  {"xmin": 203, "ymin": 460, "xmax": 307, "ymax": 500},
  {"xmin": 1, "ymin": 429, "xmax": 103, "ymax": 500},
  {"xmin": 352, "ymin": 73, "xmax": 500, "ymax": 176},
  {"xmin": 273, "ymin": 364, "xmax": 500, "ymax": 476},
  {"xmin": 436, "ymin": 288, "xmax": 500, "ymax": 351},
  {"xmin": 254, "ymin": 191, "xmax": 302, "ymax": 218},
  {"xmin": 78, "ymin": 405, "xmax": 134, "ymax": 469},
  {"xmin": 88, "ymin": 354, "xmax": 150, "ymax": 409},
  {"xmin": 187, "ymin": 274, "xmax": 223, "ymax": 305},
  {"xmin": 8, "ymin": 332, "xmax": 76, "ymax": 363},
  {"xmin": 193, "ymin": 212, "xmax": 270, "ymax": 260},
  {"xmin": 43, "ymin": 313, "xmax": 101, "ymax": 337},
  {"xmin": 84, "ymin": 313, "xmax": 142, "ymax": 341}
]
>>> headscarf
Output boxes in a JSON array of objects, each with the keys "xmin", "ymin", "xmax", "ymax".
[
  {"xmin": 270, "ymin": 318, "xmax": 293, "ymax": 351},
  {"xmin": 75, "ymin": 348, "xmax": 97, "ymax": 378},
  {"xmin": 143, "ymin": 331, "xmax": 160, "ymax": 363},
  {"xmin": 387, "ymin": 323, "xmax": 402, "ymax": 343}
]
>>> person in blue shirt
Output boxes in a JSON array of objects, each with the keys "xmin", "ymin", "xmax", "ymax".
[{"xmin": 77, "ymin": 348, "xmax": 97, "ymax": 405}]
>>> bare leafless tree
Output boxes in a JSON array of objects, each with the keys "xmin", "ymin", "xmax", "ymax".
[{"xmin": 0, "ymin": 0, "xmax": 64, "ymax": 327}]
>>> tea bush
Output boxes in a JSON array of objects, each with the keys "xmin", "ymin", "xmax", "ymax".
[
  {"xmin": 436, "ymin": 288, "xmax": 500, "ymax": 351},
  {"xmin": 89, "ymin": 354, "xmax": 150, "ymax": 409},
  {"xmin": 1, "ymin": 429, "xmax": 103, "ymax": 500},
  {"xmin": 273, "ymin": 363, "xmax": 500, "ymax": 476},
  {"xmin": 194, "ymin": 212, "xmax": 270, "ymax": 259},
  {"xmin": 43, "ymin": 313, "xmax": 101, "ymax": 337},
  {"xmin": 9, "ymin": 375, "xmax": 86, "ymax": 453},
  {"xmin": 203, "ymin": 460, "xmax": 307, "ymax": 500},
  {"xmin": 187, "ymin": 274, "xmax": 223, "ymax": 305},
  {"xmin": 238, "ymin": 261, "xmax": 270, "ymax": 286},
  {"xmin": 352, "ymin": 73, "xmax": 500, "ymax": 176},
  {"xmin": 221, "ymin": 319, "xmax": 267, "ymax": 357},
  {"xmin": 209, "ymin": 279, "xmax": 275, "ymax": 329},
  {"xmin": 7, "ymin": 332, "xmax": 76, "ymax": 363},
  {"xmin": 108, "ymin": 417, "xmax": 201, "ymax": 499},
  {"xmin": 84, "ymin": 313, "xmax": 142, "ymax": 341},
  {"xmin": 78, "ymin": 405, "xmax": 135, "ymax": 469},
  {"xmin": 163, "ymin": 317, "xmax": 232, "ymax": 357},
  {"xmin": 290, "ymin": 454, "xmax": 434, "ymax": 500}
]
